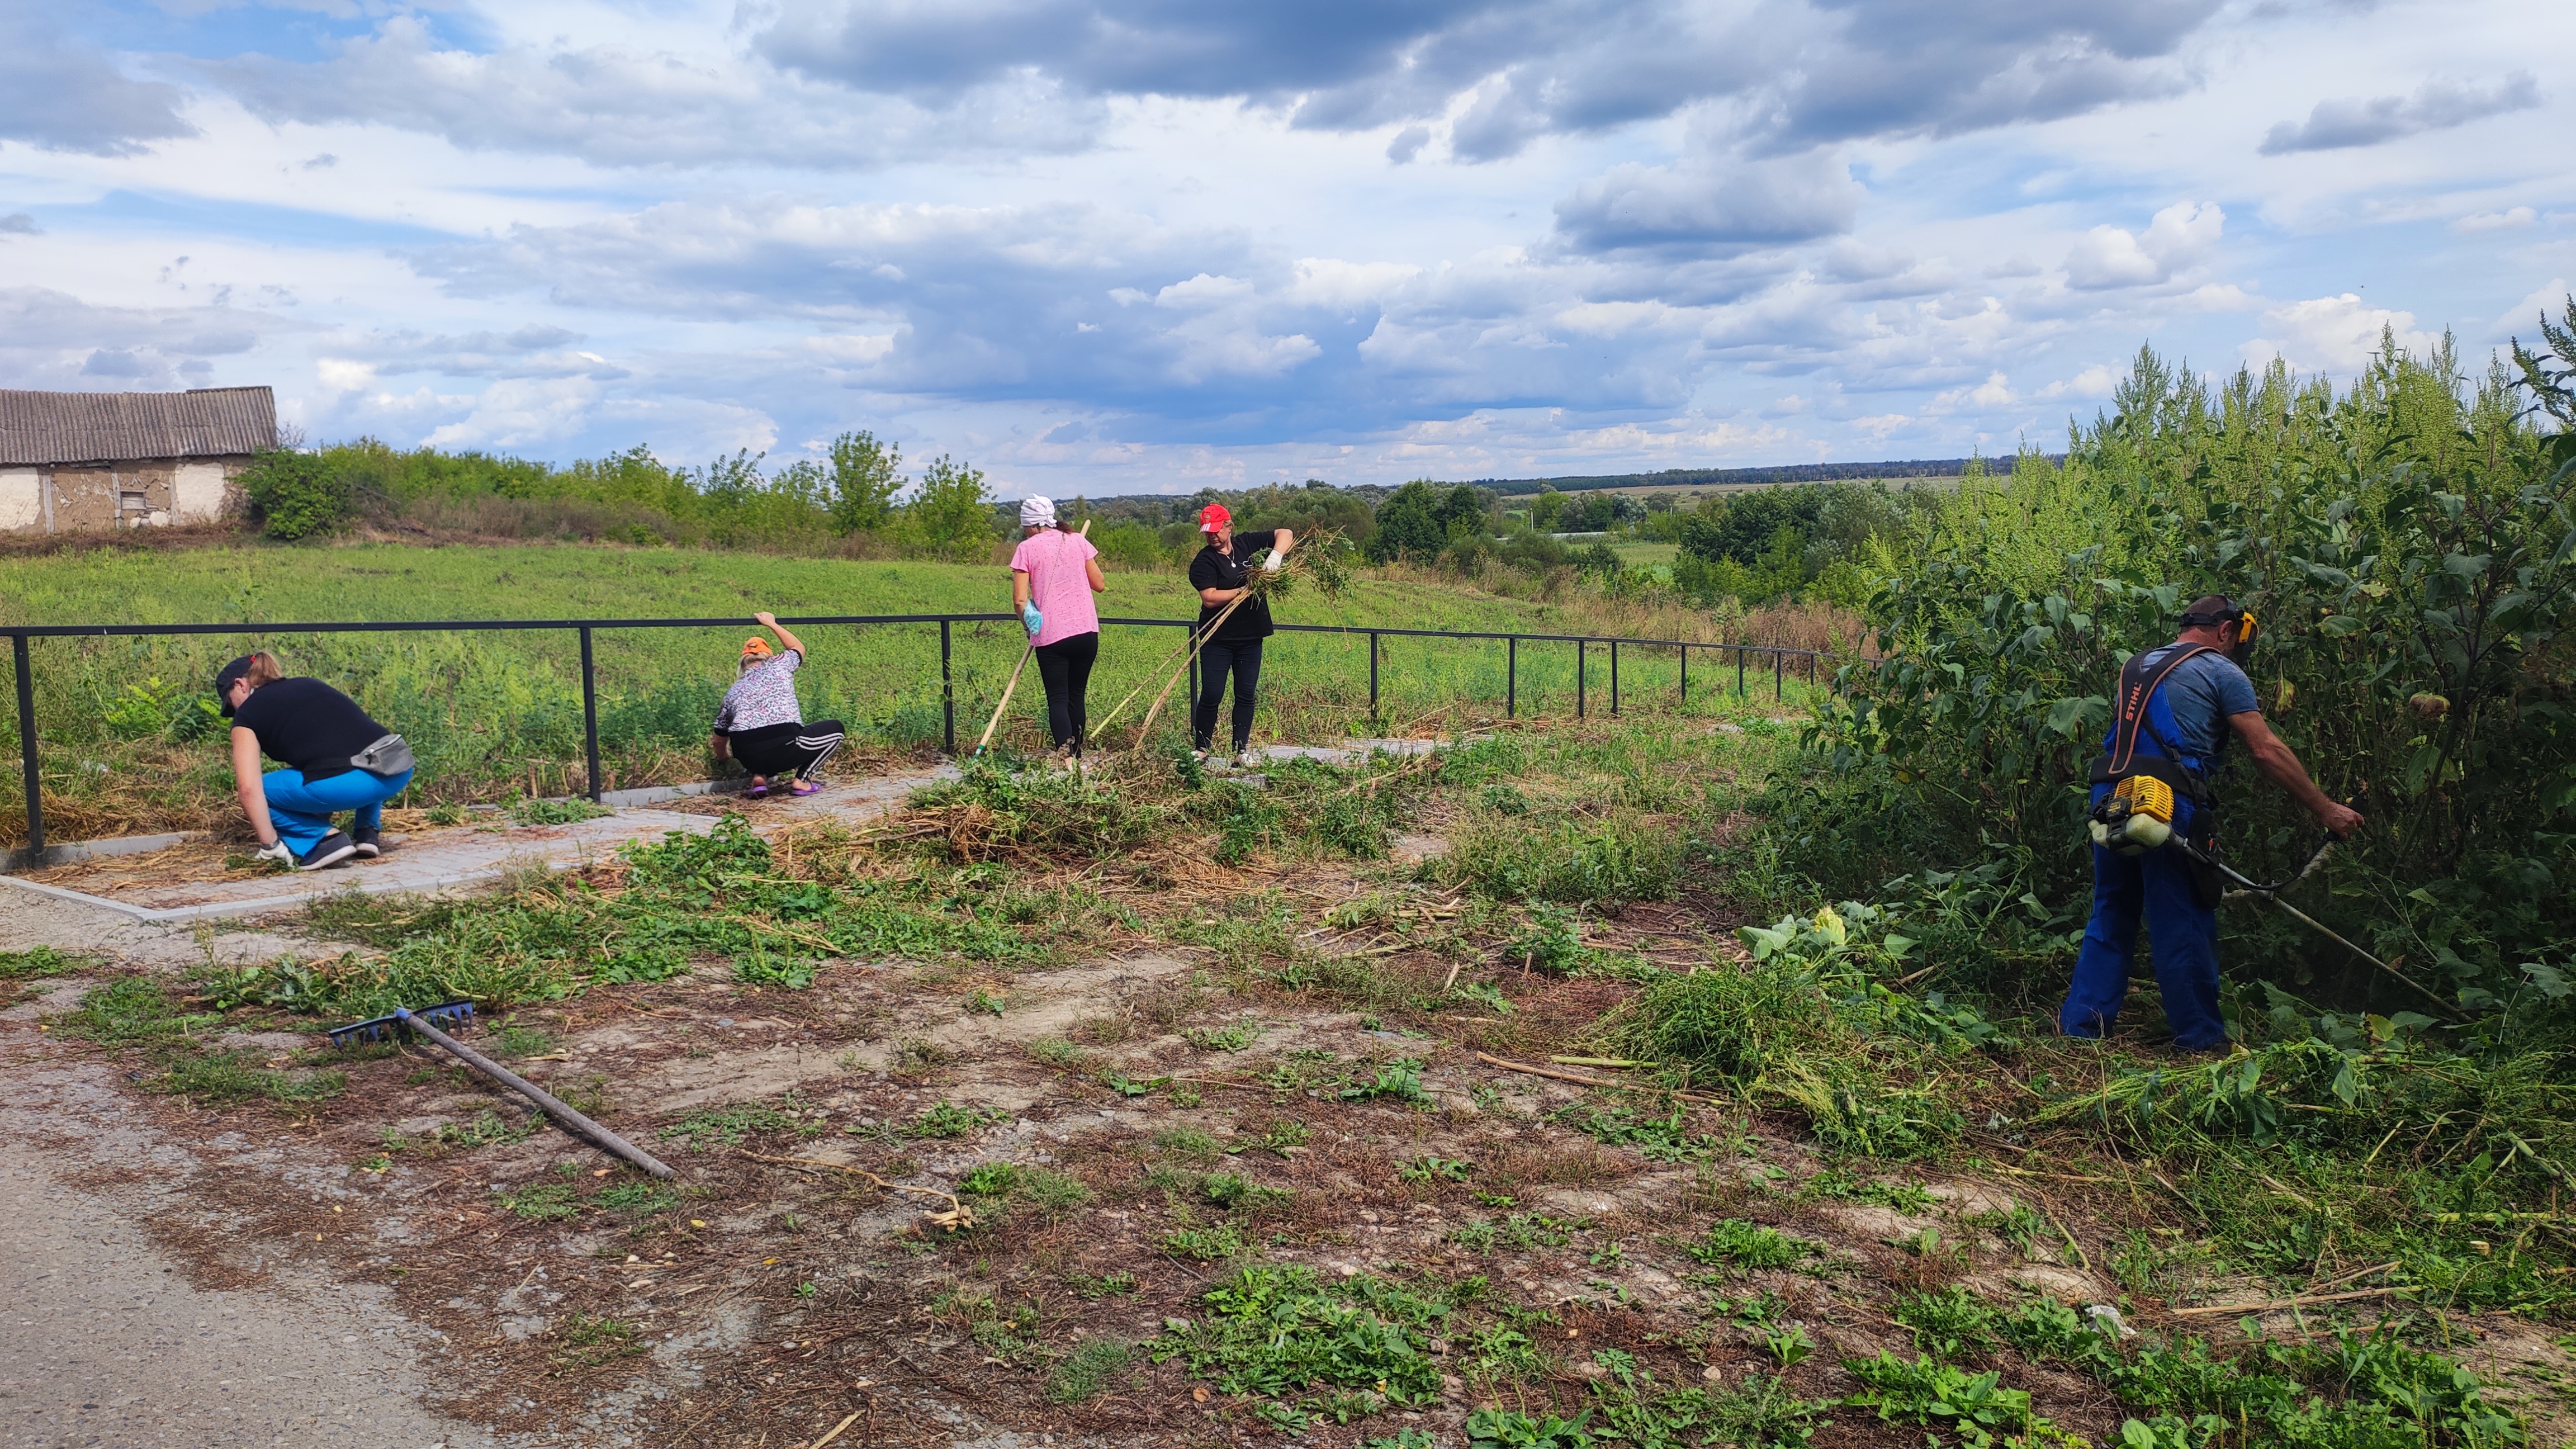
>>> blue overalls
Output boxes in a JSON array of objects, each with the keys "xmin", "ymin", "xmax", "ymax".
[{"xmin": 2058, "ymin": 651, "xmax": 2226, "ymax": 1050}]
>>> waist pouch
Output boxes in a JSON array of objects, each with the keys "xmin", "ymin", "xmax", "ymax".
[
  {"xmin": 2185, "ymin": 810, "xmax": 2226, "ymax": 910},
  {"xmin": 352, "ymin": 733, "xmax": 414, "ymax": 778}
]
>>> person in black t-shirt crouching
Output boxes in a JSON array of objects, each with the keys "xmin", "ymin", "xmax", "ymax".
[
  {"xmin": 215, "ymin": 652, "xmax": 416, "ymax": 871},
  {"xmin": 1185, "ymin": 503, "xmax": 1295, "ymax": 766}
]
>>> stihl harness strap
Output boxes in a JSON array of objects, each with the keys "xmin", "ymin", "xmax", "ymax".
[{"xmin": 2091, "ymin": 644, "xmax": 2217, "ymax": 801}]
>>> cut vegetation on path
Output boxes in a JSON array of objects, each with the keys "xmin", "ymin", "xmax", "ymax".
[{"xmin": 3, "ymin": 716, "xmax": 2563, "ymax": 1448}]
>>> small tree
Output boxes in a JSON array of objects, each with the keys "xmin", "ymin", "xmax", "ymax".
[
  {"xmin": 903, "ymin": 455, "xmax": 997, "ymax": 562},
  {"xmin": 238, "ymin": 450, "xmax": 349, "ymax": 540},
  {"xmin": 1367, "ymin": 480, "xmax": 1447, "ymax": 563},
  {"xmin": 1530, "ymin": 489, "xmax": 1566, "ymax": 531},
  {"xmin": 827, "ymin": 430, "xmax": 903, "ymax": 534}
]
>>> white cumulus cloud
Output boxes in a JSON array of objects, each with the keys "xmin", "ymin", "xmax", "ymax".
[
  {"xmin": 2064, "ymin": 201, "xmax": 2224, "ymax": 291},
  {"xmin": 2242, "ymin": 295, "xmax": 2437, "ymax": 376}
]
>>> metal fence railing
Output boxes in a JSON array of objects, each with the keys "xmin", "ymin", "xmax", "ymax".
[{"xmin": 6, "ymin": 614, "xmax": 1827, "ymax": 864}]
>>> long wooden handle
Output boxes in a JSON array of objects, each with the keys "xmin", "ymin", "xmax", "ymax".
[
  {"xmin": 1090, "ymin": 627, "xmax": 1199, "ymax": 739},
  {"xmin": 1135, "ymin": 591, "xmax": 1250, "ymax": 741},
  {"xmin": 402, "ymin": 1008, "xmax": 676, "ymax": 1179},
  {"xmin": 976, "ymin": 646, "xmax": 1034, "ymax": 753}
]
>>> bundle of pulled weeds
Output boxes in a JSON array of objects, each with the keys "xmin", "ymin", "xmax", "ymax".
[{"xmin": 900, "ymin": 746, "xmax": 1432, "ymax": 870}]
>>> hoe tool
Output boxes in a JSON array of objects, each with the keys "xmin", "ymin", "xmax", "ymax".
[{"xmin": 330, "ymin": 1001, "xmax": 676, "ymax": 1179}]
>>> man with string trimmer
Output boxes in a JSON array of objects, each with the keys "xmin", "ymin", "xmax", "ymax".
[{"xmin": 2061, "ymin": 595, "xmax": 2362, "ymax": 1053}]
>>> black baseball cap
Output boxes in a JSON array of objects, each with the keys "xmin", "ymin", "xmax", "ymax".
[
  {"xmin": 2179, "ymin": 595, "xmax": 2240, "ymax": 627},
  {"xmin": 213, "ymin": 656, "xmax": 255, "ymax": 717}
]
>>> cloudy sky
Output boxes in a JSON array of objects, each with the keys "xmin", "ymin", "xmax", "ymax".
[{"xmin": 1, "ymin": 1, "xmax": 2568, "ymax": 495}]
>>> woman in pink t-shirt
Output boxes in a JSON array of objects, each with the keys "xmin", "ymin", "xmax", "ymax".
[{"xmin": 1008, "ymin": 496, "xmax": 1107, "ymax": 761}]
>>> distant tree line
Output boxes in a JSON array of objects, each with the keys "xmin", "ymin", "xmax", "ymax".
[
  {"xmin": 234, "ymin": 436, "xmax": 1931, "ymax": 612},
  {"xmin": 1465, "ymin": 456, "xmax": 2056, "ymax": 496}
]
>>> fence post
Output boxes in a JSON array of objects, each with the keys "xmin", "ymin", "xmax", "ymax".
[
  {"xmin": 578, "ymin": 626, "xmax": 603, "ymax": 802},
  {"xmin": 1737, "ymin": 646, "xmax": 1746, "ymax": 698},
  {"xmin": 1609, "ymin": 640, "xmax": 1620, "ymax": 716},
  {"xmin": 1368, "ymin": 631, "xmax": 1380, "ymax": 719},
  {"xmin": 939, "ymin": 619, "xmax": 955, "ymax": 755},
  {"xmin": 1774, "ymin": 651, "xmax": 1783, "ymax": 700},
  {"xmin": 1506, "ymin": 636, "xmax": 1517, "ymax": 719},
  {"xmin": 1679, "ymin": 643, "xmax": 1688, "ymax": 708},
  {"xmin": 1190, "ymin": 650, "xmax": 1199, "ymax": 735},
  {"xmin": 1576, "ymin": 640, "xmax": 1587, "ymax": 719},
  {"xmin": 12, "ymin": 633, "xmax": 41, "ymax": 867}
]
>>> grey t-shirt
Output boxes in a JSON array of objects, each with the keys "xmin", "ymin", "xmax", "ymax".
[
  {"xmin": 2131, "ymin": 644, "xmax": 2260, "ymax": 766},
  {"xmin": 714, "ymin": 650, "xmax": 803, "ymax": 733}
]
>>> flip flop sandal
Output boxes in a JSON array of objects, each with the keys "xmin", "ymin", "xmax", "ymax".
[
  {"xmin": 789, "ymin": 780, "xmax": 822, "ymax": 797},
  {"xmin": 745, "ymin": 782, "xmax": 770, "ymax": 798}
]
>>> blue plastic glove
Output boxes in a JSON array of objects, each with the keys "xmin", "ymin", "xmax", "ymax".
[{"xmin": 1022, "ymin": 602, "xmax": 1044, "ymax": 636}]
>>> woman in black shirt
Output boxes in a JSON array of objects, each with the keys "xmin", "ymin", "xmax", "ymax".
[
  {"xmin": 1185, "ymin": 503, "xmax": 1295, "ymax": 765},
  {"xmin": 215, "ymin": 652, "xmax": 414, "ymax": 870}
]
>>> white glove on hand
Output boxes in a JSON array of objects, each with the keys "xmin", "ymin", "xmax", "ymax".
[
  {"xmin": 253, "ymin": 839, "xmax": 294, "ymax": 867},
  {"xmin": 1264, "ymin": 548, "xmax": 1285, "ymax": 573}
]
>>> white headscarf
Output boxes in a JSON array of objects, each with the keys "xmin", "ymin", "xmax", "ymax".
[{"xmin": 1019, "ymin": 495, "xmax": 1057, "ymax": 529}]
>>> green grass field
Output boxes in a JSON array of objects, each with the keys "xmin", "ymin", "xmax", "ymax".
[
  {"xmin": 1608, "ymin": 541, "xmax": 1678, "ymax": 566},
  {"xmin": 1, "ymin": 541, "xmax": 1825, "ymax": 843}
]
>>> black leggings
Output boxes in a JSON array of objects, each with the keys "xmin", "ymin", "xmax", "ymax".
[
  {"xmin": 1033, "ymin": 632, "xmax": 1098, "ymax": 754},
  {"xmin": 731, "ymin": 719, "xmax": 845, "ymax": 780},
  {"xmin": 1192, "ymin": 638, "xmax": 1263, "ymax": 753}
]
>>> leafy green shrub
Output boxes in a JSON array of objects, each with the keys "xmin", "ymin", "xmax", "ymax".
[
  {"xmin": 1614, "ymin": 902, "xmax": 1969, "ymax": 1158},
  {"xmin": 1807, "ymin": 338, "xmax": 2576, "ymax": 1015},
  {"xmin": 239, "ymin": 450, "xmax": 352, "ymax": 539}
]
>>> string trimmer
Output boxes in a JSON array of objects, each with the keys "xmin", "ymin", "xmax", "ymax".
[
  {"xmin": 330, "ymin": 1001, "xmax": 676, "ymax": 1178},
  {"xmin": 2176, "ymin": 815, "xmax": 2456, "ymax": 1017}
]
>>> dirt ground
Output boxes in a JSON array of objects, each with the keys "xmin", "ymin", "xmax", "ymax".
[{"xmin": 5, "ymin": 772, "xmax": 2572, "ymax": 1449}]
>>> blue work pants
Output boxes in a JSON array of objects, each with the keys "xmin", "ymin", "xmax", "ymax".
[
  {"xmin": 2059, "ymin": 789, "xmax": 2226, "ymax": 1050},
  {"xmin": 262, "ymin": 767, "xmax": 411, "ymax": 853}
]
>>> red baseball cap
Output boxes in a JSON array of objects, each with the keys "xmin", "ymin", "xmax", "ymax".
[{"xmin": 1197, "ymin": 503, "xmax": 1232, "ymax": 533}]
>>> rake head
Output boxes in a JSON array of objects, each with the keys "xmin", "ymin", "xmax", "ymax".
[{"xmin": 328, "ymin": 999, "xmax": 475, "ymax": 1049}]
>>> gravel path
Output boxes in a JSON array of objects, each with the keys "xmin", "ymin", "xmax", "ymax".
[
  {"xmin": 0, "ymin": 893, "xmax": 505, "ymax": 1449},
  {"xmin": 0, "ymin": 1153, "xmax": 500, "ymax": 1449}
]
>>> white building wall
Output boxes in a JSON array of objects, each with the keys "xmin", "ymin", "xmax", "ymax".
[
  {"xmin": 171, "ymin": 461, "xmax": 229, "ymax": 523},
  {"xmin": 0, "ymin": 468, "xmax": 40, "ymax": 532}
]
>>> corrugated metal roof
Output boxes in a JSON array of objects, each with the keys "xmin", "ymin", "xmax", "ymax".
[{"xmin": 0, "ymin": 387, "xmax": 277, "ymax": 467}]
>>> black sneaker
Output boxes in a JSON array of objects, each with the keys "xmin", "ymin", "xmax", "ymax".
[
  {"xmin": 352, "ymin": 827, "xmax": 381, "ymax": 859},
  {"xmin": 296, "ymin": 831, "xmax": 358, "ymax": 870}
]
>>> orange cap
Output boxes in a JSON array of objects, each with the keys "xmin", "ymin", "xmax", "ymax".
[
  {"xmin": 1198, "ymin": 503, "xmax": 1232, "ymax": 533},
  {"xmin": 741, "ymin": 637, "xmax": 773, "ymax": 659}
]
